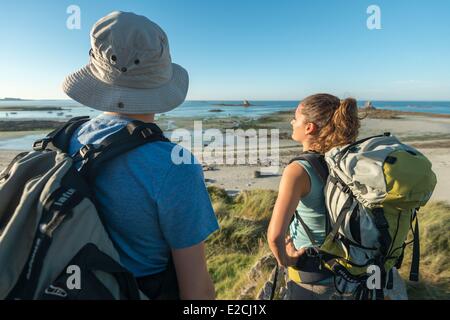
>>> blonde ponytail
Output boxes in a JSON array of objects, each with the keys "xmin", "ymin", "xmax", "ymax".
[{"xmin": 301, "ymin": 95, "xmax": 360, "ymax": 154}]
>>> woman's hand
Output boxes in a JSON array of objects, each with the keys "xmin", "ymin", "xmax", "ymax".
[{"xmin": 284, "ymin": 236, "xmax": 306, "ymax": 267}]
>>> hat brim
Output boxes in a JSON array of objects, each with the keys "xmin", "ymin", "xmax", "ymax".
[{"xmin": 62, "ymin": 63, "xmax": 189, "ymax": 114}]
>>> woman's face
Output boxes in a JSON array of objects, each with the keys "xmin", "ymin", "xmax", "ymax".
[
  {"xmin": 291, "ymin": 103, "xmax": 315, "ymax": 143},
  {"xmin": 291, "ymin": 103, "xmax": 308, "ymax": 143}
]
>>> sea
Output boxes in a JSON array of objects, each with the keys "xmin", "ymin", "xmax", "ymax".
[
  {"xmin": 1, "ymin": 100, "xmax": 450, "ymax": 120},
  {"xmin": 0, "ymin": 100, "xmax": 449, "ymax": 150}
]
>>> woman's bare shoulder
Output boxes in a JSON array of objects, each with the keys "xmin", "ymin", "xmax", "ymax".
[
  {"xmin": 283, "ymin": 161, "xmax": 308, "ymax": 177},
  {"xmin": 281, "ymin": 161, "xmax": 311, "ymax": 187}
]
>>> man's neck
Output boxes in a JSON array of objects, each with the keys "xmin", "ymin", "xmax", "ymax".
[{"xmin": 104, "ymin": 112, "xmax": 155, "ymax": 123}]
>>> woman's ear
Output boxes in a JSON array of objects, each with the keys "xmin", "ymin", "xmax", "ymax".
[{"xmin": 305, "ymin": 122, "xmax": 318, "ymax": 135}]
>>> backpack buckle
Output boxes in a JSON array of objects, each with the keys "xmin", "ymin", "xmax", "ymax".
[
  {"xmin": 33, "ymin": 137, "xmax": 51, "ymax": 151},
  {"xmin": 79, "ymin": 144, "xmax": 98, "ymax": 159},
  {"xmin": 306, "ymin": 247, "xmax": 320, "ymax": 258},
  {"xmin": 140, "ymin": 128, "xmax": 154, "ymax": 139}
]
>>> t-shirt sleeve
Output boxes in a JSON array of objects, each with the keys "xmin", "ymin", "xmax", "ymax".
[{"xmin": 156, "ymin": 160, "xmax": 220, "ymax": 250}]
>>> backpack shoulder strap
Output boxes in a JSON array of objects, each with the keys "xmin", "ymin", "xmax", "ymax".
[
  {"xmin": 294, "ymin": 210, "xmax": 319, "ymax": 247},
  {"xmin": 33, "ymin": 116, "xmax": 91, "ymax": 153},
  {"xmin": 409, "ymin": 210, "xmax": 420, "ymax": 282},
  {"xmin": 76, "ymin": 120, "xmax": 170, "ymax": 182},
  {"xmin": 289, "ymin": 152, "xmax": 329, "ymax": 184}
]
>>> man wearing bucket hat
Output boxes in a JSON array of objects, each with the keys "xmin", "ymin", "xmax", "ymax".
[{"xmin": 63, "ymin": 11, "xmax": 218, "ymax": 299}]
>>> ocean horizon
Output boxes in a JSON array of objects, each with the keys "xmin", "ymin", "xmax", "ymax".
[{"xmin": 1, "ymin": 100, "xmax": 450, "ymax": 120}]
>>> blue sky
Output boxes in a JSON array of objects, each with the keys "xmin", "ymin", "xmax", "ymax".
[{"xmin": 0, "ymin": 0, "xmax": 449, "ymax": 100}]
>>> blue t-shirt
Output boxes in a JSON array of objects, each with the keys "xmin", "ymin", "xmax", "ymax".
[{"xmin": 68, "ymin": 113, "xmax": 219, "ymax": 277}]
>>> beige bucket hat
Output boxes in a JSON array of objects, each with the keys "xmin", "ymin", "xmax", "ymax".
[{"xmin": 63, "ymin": 11, "xmax": 189, "ymax": 114}]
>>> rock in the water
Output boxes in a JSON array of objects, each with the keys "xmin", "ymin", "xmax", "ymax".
[{"xmin": 364, "ymin": 101, "xmax": 376, "ymax": 110}]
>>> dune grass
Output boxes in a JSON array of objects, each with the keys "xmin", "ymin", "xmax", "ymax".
[
  {"xmin": 206, "ymin": 187, "xmax": 276, "ymax": 254},
  {"xmin": 206, "ymin": 187, "xmax": 276, "ymax": 299},
  {"xmin": 206, "ymin": 187, "xmax": 450, "ymax": 300},
  {"xmin": 207, "ymin": 252, "xmax": 256, "ymax": 299},
  {"xmin": 399, "ymin": 201, "xmax": 450, "ymax": 299}
]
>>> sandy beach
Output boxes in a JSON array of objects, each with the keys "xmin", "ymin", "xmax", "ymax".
[
  {"xmin": 204, "ymin": 113, "xmax": 450, "ymax": 202},
  {"xmin": 1, "ymin": 110, "xmax": 450, "ymax": 203}
]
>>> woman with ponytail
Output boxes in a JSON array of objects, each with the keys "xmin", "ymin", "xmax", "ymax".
[{"xmin": 267, "ymin": 94, "xmax": 360, "ymax": 300}]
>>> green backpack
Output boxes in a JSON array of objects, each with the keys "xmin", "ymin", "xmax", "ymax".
[
  {"xmin": 0, "ymin": 117, "xmax": 177, "ymax": 300},
  {"xmin": 288, "ymin": 133, "xmax": 437, "ymax": 300}
]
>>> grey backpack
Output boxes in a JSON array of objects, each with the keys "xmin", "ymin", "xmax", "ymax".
[
  {"xmin": 287, "ymin": 134, "xmax": 436, "ymax": 300},
  {"xmin": 0, "ymin": 116, "xmax": 171, "ymax": 300}
]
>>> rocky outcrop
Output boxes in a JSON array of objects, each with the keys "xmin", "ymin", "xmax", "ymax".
[
  {"xmin": 237, "ymin": 253, "xmax": 287, "ymax": 300},
  {"xmin": 212, "ymin": 100, "xmax": 254, "ymax": 107},
  {"xmin": 364, "ymin": 101, "xmax": 376, "ymax": 110},
  {"xmin": 257, "ymin": 265, "xmax": 287, "ymax": 300},
  {"xmin": 248, "ymin": 254, "xmax": 277, "ymax": 281}
]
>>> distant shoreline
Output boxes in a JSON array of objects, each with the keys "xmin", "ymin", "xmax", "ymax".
[
  {"xmin": 212, "ymin": 102, "xmax": 256, "ymax": 107},
  {"xmin": 1, "ymin": 101, "xmax": 449, "ymax": 119},
  {"xmin": 1, "ymin": 108, "xmax": 450, "ymax": 132},
  {"xmin": 0, "ymin": 106, "xmax": 64, "ymax": 112},
  {"xmin": 0, "ymin": 120, "xmax": 65, "ymax": 132},
  {"xmin": 2, "ymin": 99, "xmax": 450, "ymax": 102},
  {"xmin": 0, "ymin": 98, "xmax": 32, "ymax": 102},
  {"xmin": 273, "ymin": 108, "xmax": 450, "ymax": 119}
]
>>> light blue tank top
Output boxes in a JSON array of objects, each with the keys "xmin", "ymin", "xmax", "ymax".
[{"xmin": 289, "ymin": 159, "xmax": 328, "ymax": 250}]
